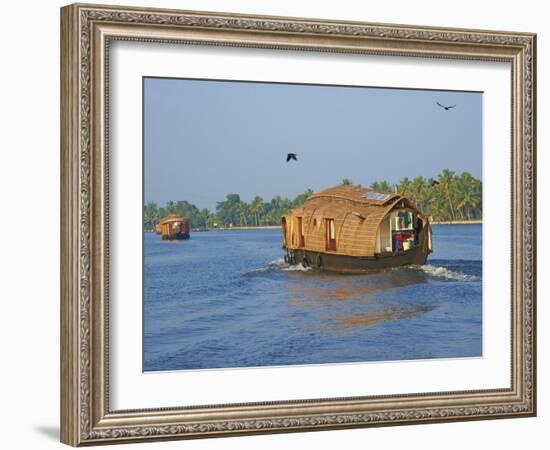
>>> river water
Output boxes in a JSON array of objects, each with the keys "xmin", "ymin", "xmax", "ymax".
[{"xmin": 143, "ymin": 225, "xmax": 482, "ymax": 371}]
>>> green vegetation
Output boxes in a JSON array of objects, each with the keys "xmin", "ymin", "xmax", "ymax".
[
  {"xmin": 340, "ymin": 178, "xmax": 353, "ymax": 185},
  {"xmin": 143, "ymin": 170, "xmax": 481, "ymax": 230},
  {"xmin": 371, "ymin": 170, "xmax": 482, "ymax": 222},
  {"xmin": 143, "ymin": 190, "xmax": 314, "ymax": 231}
]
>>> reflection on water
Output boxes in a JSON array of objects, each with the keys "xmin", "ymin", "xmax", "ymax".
[
  {"xmin": 287, "ymin": 268, "xmax": 429, "ymax": 304},
  {"xmin": 286, "ymin": 268, "xmax": 435, "ymax": 331},
  {"xmin": 144, "ymin": 226, "xmax": 483, "ymax": 371},
  {"xmin": 331, "ymin": 305, "xmax": 437, "ymax": 330}
]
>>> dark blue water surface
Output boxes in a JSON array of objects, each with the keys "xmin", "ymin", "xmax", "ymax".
[{"xmin": 144, "ymin": 224, "xmax": 482, "ymax": 371}]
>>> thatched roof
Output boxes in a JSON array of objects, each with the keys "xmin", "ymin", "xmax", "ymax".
[
  {"xmin": 159, "ymin": 213, "xmax": 188, "ymax": 225},
  {"xmin": 308, "ymin": 185, "xmax": 400, "ymax": 206},
  {"xmin": 283, "ymin": 185, "xmax": 425, "ymax": 257}
]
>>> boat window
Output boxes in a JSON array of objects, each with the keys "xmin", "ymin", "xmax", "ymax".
[{"xmin": 326, "ymin": 219, "xmax": 336, "ymax": 251}]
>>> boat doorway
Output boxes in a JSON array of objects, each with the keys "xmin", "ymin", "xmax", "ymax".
[
  {"xmin": 297, "ymin": 217, "xmax": 305, "ymax": 247},
  {"xmin": 326, "ymin": 218, "xmax": 336, "ymax": 251}
]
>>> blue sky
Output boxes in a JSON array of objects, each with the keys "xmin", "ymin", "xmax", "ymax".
[{"xmin": 144, "ymin": 77, "xmax": 482, "ymax": 211}]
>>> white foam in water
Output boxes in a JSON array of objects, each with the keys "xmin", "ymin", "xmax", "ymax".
[
  {"xmin": 252, "ymin": 260, "xmax": 474, "ymax": 278},
  {"xmin": 420, "ymin": 264, "xmax": 479, "ymax": 281},
  {"xmin": 282, "ymin": 263, "xmax": 311, "ymax": 272},
  {"xmin": 271, "ymin": 258, "xmax": 311, "ymax": 272},
  {"xmin": 249, "ymin": 258, "xmax": 311, "ymax": 274},
  {"xmin": 269, "ymin": 258, "xmax": 285, "ymax": 267}
]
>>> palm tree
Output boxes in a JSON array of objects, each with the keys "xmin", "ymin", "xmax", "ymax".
[
  {"xmin": 270, "ymin": 195, "xmax": 284, "ymax": 212},
  {"xmin": 371, "ymin": 180, "xmax": 393, "ymax": 193},
  {"xmin": 421, "ymin": 177, "xmax": 438, "ymax": 213},
  {"xmin": 397, "ymin": 177, "xmax": 412, "ymax": 198},
  {"xmin": 369, "ymin": 169, "xmax": 481, "ymax": 221},
  {"xmin": 410, "ymin": 176, "xmax": 426, "ymax": 210},
  {"xmin": 216, "ymin": 193, "xmax": 241, "ymax": 226},
  {"xmin": 198, "ymin": 208, "xmax": 212, "ymax": 228},
  {"xmin": 249, "ymin": 196, "xmax": 264, "ymax": 226},
  {"xmin": 457, "ymin": 191, "xmax": 473, "ymax": 220},
  {"xmin": 438, "ymin": 169, "xmax": 457, "ymax": 221},
  {"xmin": 292, "ymin": 189, "xmax": 314, "ymax": 208},
  {"xmin": 166, "ymin": 200, "xmax": 177, "ymax": 213},
  {"xmin": 237, "ymin": 201, "xmax": 249, "ymax": 226},
  {"xmin": 143, "ymin": 201, "xmax": 159, "ymax": 230},
  {"xmin": 456, "ymin": 172, "xmax": 481, "ymax": 220},
  {"xmin": 147, "ymin": 168, "xmax": 481, "ymax": 228}
]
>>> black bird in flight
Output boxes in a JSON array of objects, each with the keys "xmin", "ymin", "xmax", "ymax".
[
  {"xmin": 437, "ymin": 102, "xmax": 457, "ymax": 111},
  {"xmin": 286, "ymin": 153, "xmax": 298, "ymax": 162},
  {"xmin": 431, "ymin": 180, "xmax": 440, "ymax": 187}
]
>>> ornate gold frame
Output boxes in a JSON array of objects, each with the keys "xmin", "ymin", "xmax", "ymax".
[{"xmin": 60, "ymin": 3, "xmax": 536, "ymax": 446}]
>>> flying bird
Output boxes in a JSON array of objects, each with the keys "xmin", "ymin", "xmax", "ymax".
[
  {"xmin": 437, "ymin": 102, "xmax": 457, "ymax": 111},
  {"xmin": 286, "ymin": 153, "xmax": 298, "ymax": 162},
  {"xmin": 431, "ymin": 180, "xmax": 440, "ymax": 187}
]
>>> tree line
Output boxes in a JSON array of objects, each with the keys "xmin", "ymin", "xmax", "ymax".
[
  {"xmin": 143, "ymin": 169, "xmax": 481, "ymax": 230},
  {"xmin": 143, "ymin": 190, "xmax": 313, "ymax": 231},
  {"xmin": 370, "ymin": 169, "xmax": 482, "ymax": 222}
]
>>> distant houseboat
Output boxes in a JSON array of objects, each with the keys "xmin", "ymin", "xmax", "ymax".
[
  {"xmin": 282, "ymin": 185, "xmax": 432, "ymax": 273},
  {"xmin": 159, "ymin": 213, "xmax": 190, "ymax": 240}
]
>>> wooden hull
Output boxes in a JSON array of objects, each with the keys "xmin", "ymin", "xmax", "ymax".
[
  {"xmin": 162, "ymin": 232, "xmax": 190, "ymax": 241},
  {"xmin": 284, "ymin": 226, "xmax": 431, "ymax": 274}
]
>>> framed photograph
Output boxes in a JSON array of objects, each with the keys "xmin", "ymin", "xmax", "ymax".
[{"xmin": 60, "ymin": 3, "xmax": 536, "ymax": 446}]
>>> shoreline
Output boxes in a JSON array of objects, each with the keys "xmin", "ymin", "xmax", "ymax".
[
  {"xmin": 188, "ymin": 220, "xmax": 482, "ymax": 232},
  {"xmin": 145, "ymin": 221, "xmax": 483, "ymax": 233},
  {"xmin": 431, "ymin": 220, "xmax": 482, "ymax": 225},
  {"xmin": 193, "ymin": 225, "xmax": 282, "ymax": 231}
]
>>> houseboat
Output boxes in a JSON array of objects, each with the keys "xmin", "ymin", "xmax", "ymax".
[
  {"xmin": 159, "ymin": 213, "xmax": 190, "ymax": 240},
  {"xmin": 282, "ymin": 185, "xmax": 432, "ymax": 273}
]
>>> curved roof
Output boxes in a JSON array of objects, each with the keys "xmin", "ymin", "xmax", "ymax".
[
  {"xmin": 308, "ymin": 184, "xmax": 401, "ymax": 206},
  {"xmin": 159, "ymin": 213, "xmax": 188, "ymax": 225},
  {"xmin": 283, "ymin": 185, "xmax": 425, "ymax": 257}
]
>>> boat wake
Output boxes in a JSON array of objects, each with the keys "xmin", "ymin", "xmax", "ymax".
[
  {"xmin": 418, "ymin": 264, "xmax": 480, "ymax": 281},
  {"xmin": 247, "ymin": 258, "xmax": 479, "ymax": 281},
  {"xmin": 246, "ymin": 258, "xmax": 311, "ymax": 275}
]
